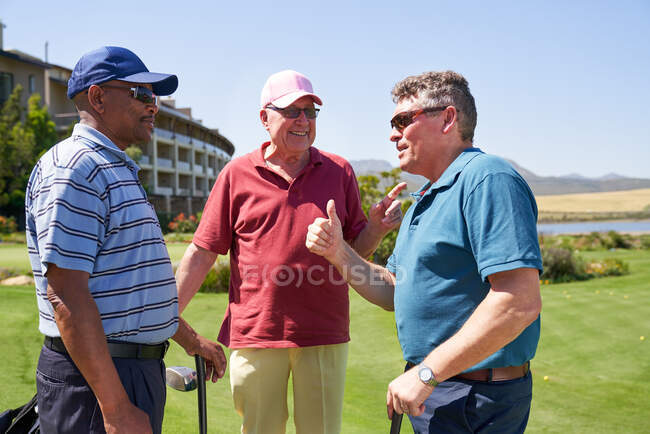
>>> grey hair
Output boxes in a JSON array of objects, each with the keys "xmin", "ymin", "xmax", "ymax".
[{"xmin": 391, "ymin": 71, "xmax": 477, "ymax": 142}]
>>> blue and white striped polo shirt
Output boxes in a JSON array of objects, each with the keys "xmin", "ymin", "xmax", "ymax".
[{"xmin": 25, "ymin": 123, "xmax": 178, "ymax": 344}]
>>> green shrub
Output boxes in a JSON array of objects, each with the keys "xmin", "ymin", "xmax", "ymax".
[
  {"xmin": 0, "ymin": 216, "xmax": 17, "ymax": 234},
  {"xmin": 541, "ymin": 247, "xmax": 589, "ymax": 283},
  {"xmin": 372, "ymin": 230, "xmax": 397, "ymax": 265},
  {"xmin": 156, "ymin": 211, "xmax": 174, "ymax": 234},
  {"xmin": 604, "ymin": 231, "xmax": 632, "ymax": 249},
  {"xmin": 199, "ymin": 263, "xmax": 230, "ymax": 293},
  {"xmin": 640, "ymin": 235, "xmax": 650, "ymax": 250},
  {"xmin": 585, "ymin": 258, "xmax": 629, "ymax": 277},
  {"xmin": 168, "ymin": 213, "xmax": 198, "ymax": 233}
]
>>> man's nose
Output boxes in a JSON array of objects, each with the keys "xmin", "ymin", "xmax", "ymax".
[{"xmin": 389, "ymin": 127, "xmax": 401, "ymax": 143}]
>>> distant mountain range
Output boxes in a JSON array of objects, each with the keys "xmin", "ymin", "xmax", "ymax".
[{"xmin": 349, "ymin": 159, "xmax": 650, "ymax": 196}]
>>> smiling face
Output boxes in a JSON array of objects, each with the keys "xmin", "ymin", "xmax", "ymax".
[
  {"xmin": 99, "ymin": 80, "xmax": 158, "ymax": 149},
  {"xmin": 261, "ymin": 95, "xmax": 317, "ymax": 160}
]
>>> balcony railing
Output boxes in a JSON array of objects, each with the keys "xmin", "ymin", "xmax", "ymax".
[
  {"xmin": 139, "ymin": 155, "xmax": 150, "ymax": 165},
  {"xmin": 177, "ymin": 188, "xmax": 191, "ymax": 196},
  {"xmin": 155, "ymin": 186, "xmax": 173, "ymax": 196},
  {"xmin": 207, "ymin": 168, "xmax": 214, "ymax": 176},
  {"xmin": 176, "ymin": 133, "xmax": 192, "ymax": 145},
  {"xmin": 157, "ymin": 158, "xmax": 173, "ymax": 169},
  {"xmin": 178, "ymin": 161, "xmax": 191, "ymax": 172},
  {"xmin": 154, "ymin": 128, "xmax": 174, "ymax": 141},
  {"xmin": 194, "ymin": 165, "xmax": 204, "ymax": 174}
]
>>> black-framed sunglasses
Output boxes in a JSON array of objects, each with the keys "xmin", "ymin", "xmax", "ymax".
[
  {"xmin": 266, "ymin": 105, "xmax": 320, "ymax": 119},
  {"xmin": 390, "ymin": 106, "xmax": 448, "ymax": 132},
  {"xmin": 100, "ymin": 84, "xmax": 158, "ymax": 105}
]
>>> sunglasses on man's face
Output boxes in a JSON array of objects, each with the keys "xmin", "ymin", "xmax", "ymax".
[
  {"xmin": 390, "ymin": 106, "xmax": 448, "ymax": 132},
  {"xmin": 101, "ymin": 85, "xmax": 158, "ymax": 105},
  {"xmin": 266, "ymin": 105, "xmax": 320, "ymax": 119}
]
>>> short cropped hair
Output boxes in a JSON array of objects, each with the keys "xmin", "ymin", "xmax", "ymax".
[{"xmin": 391, "ymin": 71, "xmax": 477, "ymax": 142}]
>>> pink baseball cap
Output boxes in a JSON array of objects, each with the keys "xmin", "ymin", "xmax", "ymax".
[{"xmin": 260, "ymin": 70, "xmax": 323, "ymax": 109}]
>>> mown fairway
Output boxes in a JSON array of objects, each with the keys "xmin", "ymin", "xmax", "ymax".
[
  {"xmin": 1, "ymin": 247, "xmax": 649, "ymax": 433},
  {"xmin": 536, "ymin": 188, "xmax": 650, "ymax": 213}
]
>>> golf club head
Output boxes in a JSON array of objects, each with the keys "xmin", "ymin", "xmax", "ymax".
[{"xmin": 166, "ymin": 366, "xmax": 198, "ymax": 391}]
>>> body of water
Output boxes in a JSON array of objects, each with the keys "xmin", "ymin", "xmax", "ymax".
[{"xmin": 537, "ymin": 220, "xmax": 650, "ymax": 235}]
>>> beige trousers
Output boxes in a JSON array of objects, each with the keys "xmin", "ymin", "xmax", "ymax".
[{"xmin": 229, "ymin": 343, "xmax": 349, "ymax": 434}]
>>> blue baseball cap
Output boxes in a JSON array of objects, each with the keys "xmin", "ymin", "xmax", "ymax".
[{"xmin": 67, "ymin": 46, "xmax": 178, "ymax": 99}]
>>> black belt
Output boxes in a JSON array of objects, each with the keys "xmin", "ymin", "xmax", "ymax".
[{"xmin": 44, "ymin": 336, "xmax": 169, "ymax": 360}]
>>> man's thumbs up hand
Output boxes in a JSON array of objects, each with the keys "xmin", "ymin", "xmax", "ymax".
[{"xmin": 306, "ymin": 199, "xmax": 344, "ymax": 262}]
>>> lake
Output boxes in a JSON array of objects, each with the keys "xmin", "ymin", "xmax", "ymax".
[{"xmin": 537, "ymin": 220, "xmax": 650, "ymax": 235}]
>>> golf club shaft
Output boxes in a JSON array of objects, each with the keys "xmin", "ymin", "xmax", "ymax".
[
  {"xmin": 390, "ymin": 412, "xmax": 403, "ymax": 434},
  {"xmin": 195, "ymin": 355, "xmax": 207, "ymax": 434}
]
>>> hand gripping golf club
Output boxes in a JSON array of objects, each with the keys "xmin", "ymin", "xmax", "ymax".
[{"xmin": 165, "ymin": 355, "xmax": 207, "ymax": 434}]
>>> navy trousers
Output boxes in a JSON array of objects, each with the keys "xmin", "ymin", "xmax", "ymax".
[
  {"xmin": 408, "ymin": 372, "xmax": 533, "ymax": 434},
  {"xmin": 36, "ymin": 345, "xmax": 166, "ymax": 434}
]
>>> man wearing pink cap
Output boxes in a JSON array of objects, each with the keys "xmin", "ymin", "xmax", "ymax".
[{"xmin": 174, "ymin": 70, "xmax": 406, "ymax": 433}]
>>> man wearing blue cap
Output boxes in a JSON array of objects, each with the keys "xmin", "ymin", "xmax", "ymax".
[{"xmin": 25, "ymin": 46, "xmax": 226, "ymax": 434}]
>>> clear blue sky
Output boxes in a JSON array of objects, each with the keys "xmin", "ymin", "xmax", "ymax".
[{"xmin": 2, "ymin": 0, "xmax": 648, "ymax": 178}]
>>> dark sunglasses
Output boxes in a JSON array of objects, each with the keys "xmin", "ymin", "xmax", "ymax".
[
  {"xmin": 101, "ymin": 84, "xmax": 158, "ymax": 105},
  {"xmin": 266, "ymin": 105, "xmax": 320, "ymax": 119},
  {"xmin": 390, "ymin": 106, "xmax": 448, "ymax": 132}
]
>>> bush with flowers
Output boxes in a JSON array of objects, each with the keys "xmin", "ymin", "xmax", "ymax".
[
  {"xmin": 168, "ymin": 212, "xmax": 198, "ymax": 234},
  {"xmin": 0, "ymin": 216, "xmax": 18, "ymax": 234}
]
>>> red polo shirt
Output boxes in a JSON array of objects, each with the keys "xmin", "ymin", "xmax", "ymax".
[{"xmin": 193, "ymin": 143, "xmax": 367, "ymax": 348}]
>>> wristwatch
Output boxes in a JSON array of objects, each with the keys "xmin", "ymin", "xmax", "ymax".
[{"xmin": 418, "ymin": 364, "xmax": 438, "ymax": 387}]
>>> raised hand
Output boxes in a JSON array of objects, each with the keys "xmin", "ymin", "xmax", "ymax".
[{"xmin": 368, "ymin": 182, "xmax": 407, "ymax": 233}]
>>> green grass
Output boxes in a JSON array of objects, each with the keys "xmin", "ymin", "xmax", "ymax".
[
  {"xmin": 1, "ymin": 246, "xmax": 649, "ymax": 432},
  {"xmin": 165, "ymin": 242, "xmax": 191, "ymax": 264},
  {"xmin": 0, "ymin": 242, "xmax": 32, "ymax": 274}
]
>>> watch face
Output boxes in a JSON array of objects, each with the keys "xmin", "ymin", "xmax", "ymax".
[{"xmin": 419, "ymin": 367, "xmax": 432, "ymax": 382}]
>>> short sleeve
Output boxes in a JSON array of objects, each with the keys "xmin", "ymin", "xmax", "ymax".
[
  {"xmin": 386, "ymin": 252, "xmax": 397, "ymax": 274},
  {"xmin": 341, "ymin": 163, "xmax": 367, "ymax": 241},
  {"xmin": 464, "ymin": 173, "xmax": 543, "ymax": 281},
  {"xmin": 193, "ymin": 167, "xmax": 233, "ymax": 255},
  {"xmin": 34, "ymin": 167, "xmax": 106, "ymax": 275}
]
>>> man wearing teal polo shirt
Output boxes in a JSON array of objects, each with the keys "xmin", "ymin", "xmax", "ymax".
[{"xmin": 306, "ymin": 71, "xmax": 542, "ymax": 433}]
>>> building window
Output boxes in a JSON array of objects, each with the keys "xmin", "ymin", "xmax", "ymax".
[
  {"xmin": 0, "ymin": 72, "xmax": 14, "ymax": 106},
  {"xmin": 28, "ymin": 75, "xmax": 36, "ymax": 94}
]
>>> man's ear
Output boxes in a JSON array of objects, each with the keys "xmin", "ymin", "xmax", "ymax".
[
  {"xmin": 87, "ymin": 85, "xmax": 105, "ymax": 114},
  {"xmin": 441, "ymin": 106, "xmax": 458, "ymax": 135},
  {"xmin": 260, "ymin": 109, "xmax": 270, "ymax": 130}
]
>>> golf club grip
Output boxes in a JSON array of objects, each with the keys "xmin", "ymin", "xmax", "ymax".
[
  {"xmin": 390, "ymin": 412, "xmax": 403, "ymax": 434},
  {"xmin": 195, "ymin": 355, "xmax": 207, "ymax": 434}
]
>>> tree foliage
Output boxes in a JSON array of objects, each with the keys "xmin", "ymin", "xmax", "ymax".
[{"xmin": 0, "ymin": 86, "xmax": 58, "ymax": 225}]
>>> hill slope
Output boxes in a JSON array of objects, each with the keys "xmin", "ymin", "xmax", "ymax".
[{"xmin": 350, "ymin": 159, "xmax": 650, "ymax": 196}]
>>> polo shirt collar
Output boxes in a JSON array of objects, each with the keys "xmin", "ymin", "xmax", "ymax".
[
  {"xmin": 251, "ymin": 141, "xmax": 324, "ymax": 169},
  {"xmin": 411, "ymin": 147, "xmax": 484, "ymax": 199},
  {"xmin": 71, "ymin": 123, "xmax": 135, "ymax": 165}
]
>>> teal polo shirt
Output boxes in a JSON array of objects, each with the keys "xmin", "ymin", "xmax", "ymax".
[{"xmin": 386, "ymin": 148, "xmax": 542, "ymax": 370}]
